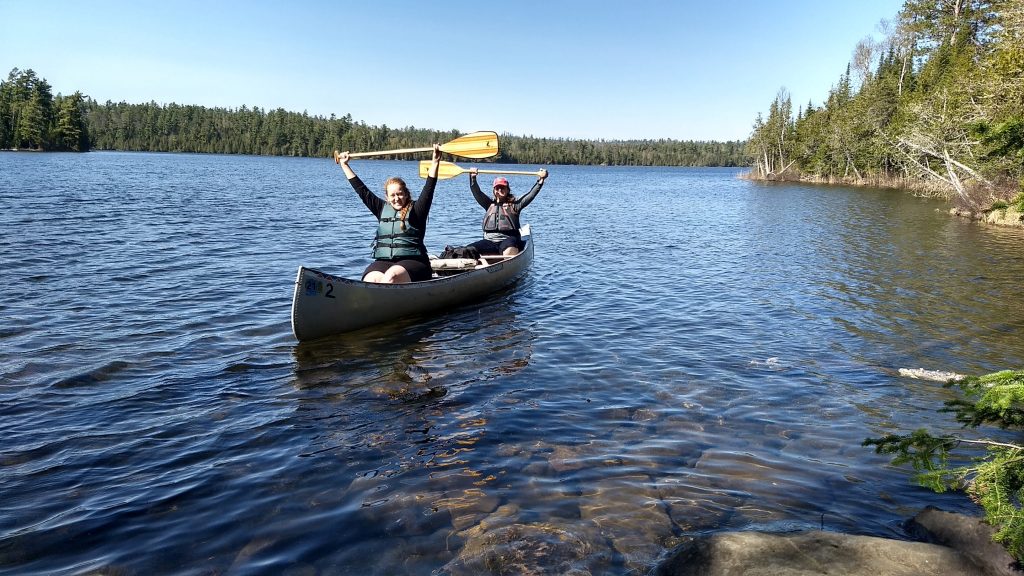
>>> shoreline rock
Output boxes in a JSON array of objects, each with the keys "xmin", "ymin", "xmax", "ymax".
[
  {"xmin": 908, "ymin": 507, "xmax": 1020, "ymax": 576},
  {"xmin": 949, "ymin": 206, "xmax": 1024, "ymax": 228},
  {"xmin": 655, "ymin": 509, "xmax": 1020, "ymax": 576}
]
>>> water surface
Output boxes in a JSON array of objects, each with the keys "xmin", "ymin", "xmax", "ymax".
[{"xmin": 2, "ymin": 152, "xmax": 1023, "ymax": 575}]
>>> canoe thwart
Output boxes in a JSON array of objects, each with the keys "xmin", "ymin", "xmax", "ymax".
[{"xmin": 430, "ymin": 258, "xmax": 480, "ymax": 271}]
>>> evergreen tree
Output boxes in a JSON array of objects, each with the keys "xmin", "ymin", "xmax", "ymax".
[
  {"xmin": 1, "ymin": 66, "xmax": 748, "ymax": 165},
  {"xmin": 748, "ymin": 0, "xmax": 1021, "ymax": 204},
  {"xmin": 0, "ymin": 70, "xmax": 13, "ymax": 149},
  {"xmin": 16, "ymin": 69, "xmax": 52, "ymax": 150},
  {"xmin": 54, "ymin": 92, "xmax": 88, "ymax": 151}
]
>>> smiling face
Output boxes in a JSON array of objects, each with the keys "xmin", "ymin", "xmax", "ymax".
[
  {"xmin": 384, "ymin": 178, "xmax": 410, "ymax": 210},
  {"xmin": 493, "ymin": 183, "xmax": 509, "ymax": 201}
]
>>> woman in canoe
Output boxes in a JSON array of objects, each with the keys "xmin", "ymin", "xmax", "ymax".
[
  {"xmin": 467, "ymin": 168, "xmax": 547, "ymax": 256},
  {"xmin": 336, "ymin": 144, "xmax": 441, "ymax": 283}
]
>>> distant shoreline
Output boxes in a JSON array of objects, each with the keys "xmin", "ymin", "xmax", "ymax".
[{"xmin": 742, "ymin": 170, "xmax": 1024, "ymax": 228}]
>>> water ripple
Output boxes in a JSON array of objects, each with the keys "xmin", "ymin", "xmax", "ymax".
[{"xmin": 2, "ymin": 155, "xmax": 1022, "ymax": 575}]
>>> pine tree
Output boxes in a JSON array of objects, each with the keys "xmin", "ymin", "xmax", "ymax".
[
  {"xmin": 55, "ymin": 91, "xmax": 88, "ymax": 151},
  {"xmin": 866, "ymin": 370, "xmax": 1024, "ymax": 561}
]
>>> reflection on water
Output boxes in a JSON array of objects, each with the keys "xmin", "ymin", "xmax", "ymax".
[
  {"xmin": 2, "ymin": 154, "xmax": 1023, "ymax": 575},
  {"xmin": 281, "ymin": 297, "xmax": 543, "ymax": 572}
]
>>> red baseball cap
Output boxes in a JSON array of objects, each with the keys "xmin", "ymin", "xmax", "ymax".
[{"xmin": 493, "ymin": 177, "xmax": 509, "ymax": 188}]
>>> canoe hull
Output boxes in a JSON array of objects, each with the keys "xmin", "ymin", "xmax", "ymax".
[{"xmin": 291, "ymin": 226, "xmax": 534, "ymax": 341}]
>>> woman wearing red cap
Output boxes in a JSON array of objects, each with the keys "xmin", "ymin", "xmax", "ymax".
[
  {"xmin": 335, "ymin": 144, "xmax": 442, "ymax": 283},
  {"xmin": 466, "ymin": 168, "xmax": 547, "ymax": 256}
]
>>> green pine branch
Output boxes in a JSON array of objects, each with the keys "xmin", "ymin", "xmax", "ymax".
[{"xmin": 864, "ymin": 370, "xmax": 1024, "ymax": 560}]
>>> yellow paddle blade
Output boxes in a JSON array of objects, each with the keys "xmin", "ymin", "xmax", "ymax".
[
  {"xmin": 439, "ymin": 131, "xmax": 499, "ymax": 159},
  {"xmin": 420, "ymin": 161, "xmax": 466, "ymax": 180}
]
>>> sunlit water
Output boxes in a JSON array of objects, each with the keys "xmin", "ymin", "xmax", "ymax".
[{"xmin": 2, "ymin": 151, "xmax": 1023, "ymax": 575}]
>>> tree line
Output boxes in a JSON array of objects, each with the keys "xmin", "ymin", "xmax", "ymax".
[
  {"xmin": 747, "ymin": 0, "xmax": 1023, "ymax": 209},
  {"xmin": 0, "ymin": 68, "xmax": 89, "ymax": 152},
  {"xmin": 0, "ymin": 67, "xmax": 747, "ymax": 167}
]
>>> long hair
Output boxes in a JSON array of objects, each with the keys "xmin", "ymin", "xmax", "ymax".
[{"xmin": 385, "ymin": 177, "xmax": 412, "ymax": 230}]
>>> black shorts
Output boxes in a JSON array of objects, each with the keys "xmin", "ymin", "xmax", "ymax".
[
  {"xmin": 469, "ymin": 237, "xmax": 523, "ymax": 255},
  {"xmin": 362, "ymin": 257, "xmax": 432, "ymax": 282}
]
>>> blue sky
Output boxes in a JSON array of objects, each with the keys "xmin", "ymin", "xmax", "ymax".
[{"xmin": 1, "ymin": 0, "xmax": 905, "ymax": 141}]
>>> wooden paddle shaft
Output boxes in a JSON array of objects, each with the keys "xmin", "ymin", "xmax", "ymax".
[
  {"xmin": 420, "ymin": 160, "xmax": 544, "ymax": 179},
  {"xmin": 347, "ymin": 146, "xmax": 431, "ymax": 158},
  {"xmin": 475, "ymin": 169, "xmax": 541, "ymax": 176},
  {"xmin": 339, "ymin": 131, "xmax": 499, "ymax": 160}
]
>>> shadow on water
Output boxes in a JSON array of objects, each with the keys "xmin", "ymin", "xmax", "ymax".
[
  {"xmin": 285, "ymin": 283, "xmax": 537, "ymax": 448},
  {"xmin": 291, "ymin": 317, "xmax": 445, "ymax": 392},
  {"xmin": 262, "ymin": 295, "xmax": 554, "ymax": 575},
  {"xmin": 289, "ymin": 277, "xmax": 535, "ymax": 394}
]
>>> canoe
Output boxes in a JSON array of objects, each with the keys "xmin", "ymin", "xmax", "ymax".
[{"xmin": 291, "ymin": 224, "xmax": 534, "ymax": 341}]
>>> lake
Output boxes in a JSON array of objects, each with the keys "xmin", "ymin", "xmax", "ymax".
[{"xmin": 2, "ymin": 151, "xmax": 1023, "ymax": 575}]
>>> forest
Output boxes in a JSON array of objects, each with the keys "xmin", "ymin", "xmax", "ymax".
[
  {"xmin": 7, "ymin": 0, "xmax": 1020, "ymax": 184},
  {"xmin": 0, "ymin": 68, "xmax": 746, "ymax": 167},
  {"xmin": 747, "ymin": 0, "xmax": 1023, "ymax": 209},
  {"xmin": 0, "ymin": 69, "xmax": 89, "ymax": 154}
]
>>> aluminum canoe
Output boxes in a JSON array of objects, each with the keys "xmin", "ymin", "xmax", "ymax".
[{"xmin": 291, "ymin": 225, "xmax": 534, "ymax": 341}]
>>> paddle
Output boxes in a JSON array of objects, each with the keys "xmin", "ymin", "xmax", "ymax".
[
  {"xmin": 419, "ymin": 161, "xmax": 546, "ymax": 180},
  {"xmin": 333, "ymin": 131, "xmax": 499, "ymax": 161}
]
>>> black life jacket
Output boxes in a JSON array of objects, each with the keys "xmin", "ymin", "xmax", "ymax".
[{"xmin": 482, "ymin": 201, "xmax": 520, "ymax": 235}]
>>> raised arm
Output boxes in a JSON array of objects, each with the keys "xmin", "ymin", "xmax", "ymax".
[
  {"xmin": 468, "ymin": 167, "xmax": 493, "ymax": 208},
  {"xmin": 411, "ymin": 144, "xmax": 442, "ymax": 218},
  {"xmin": 335, "ymin": 150, "xmax": 383, "ymax": 215},
  {"xmin": 516, "ymin": 168, "xmax": 548, "ymax": 210},
  {"xmin": 336, "ymin": 150, "xmax": 357, "ymax": 179},
  {"xmin": 426, "ymin": 143, "xmax": 441, "ymax": 178}
]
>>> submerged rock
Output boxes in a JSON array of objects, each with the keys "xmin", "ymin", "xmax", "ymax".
[
  {"xmin": 444, "ymin": 523, "xmax": 599, "ymax": 576},
  {"xmin": 656, "ymin": 530, "xmax": 986, "ymax": 576}
]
